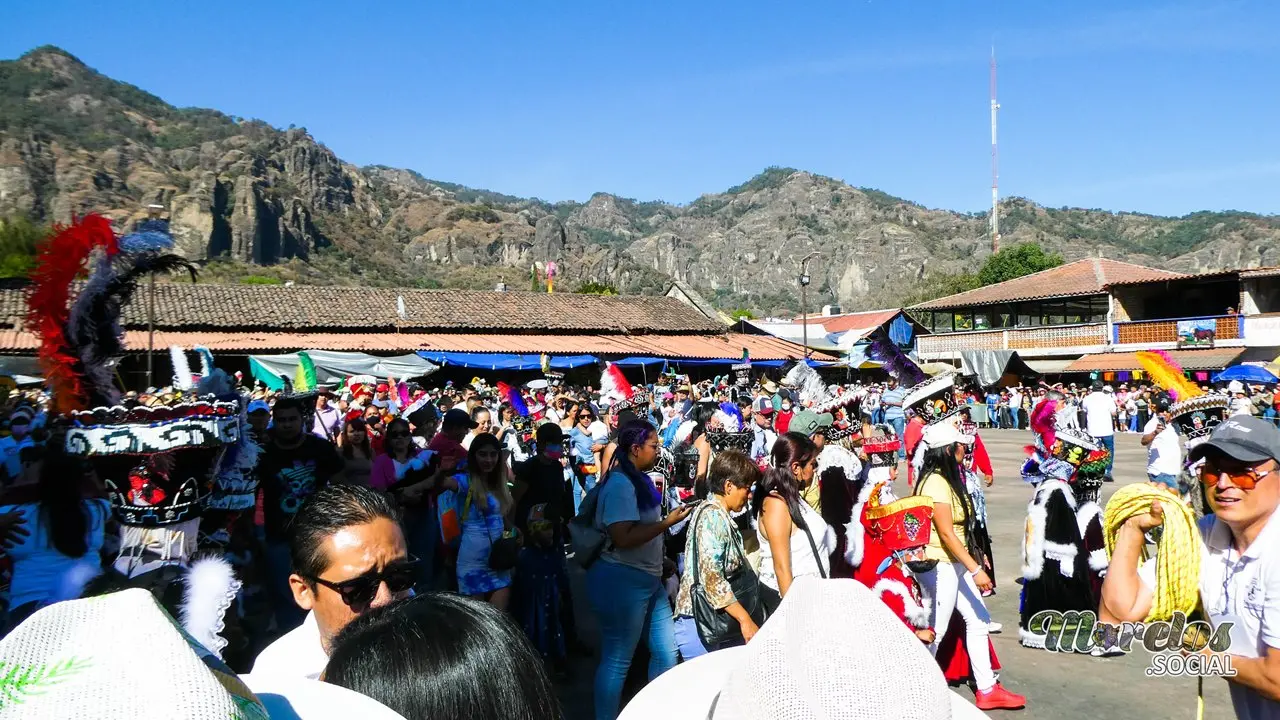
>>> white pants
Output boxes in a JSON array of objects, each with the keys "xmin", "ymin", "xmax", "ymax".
[{"xmin": 918, "ymin": 561, "xmax": 996, "ymax": 693}]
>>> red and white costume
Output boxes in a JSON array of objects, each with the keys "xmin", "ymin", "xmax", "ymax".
[{"xmin": 845, "ymin": 480, "xmax": 932, "ymax": 633}]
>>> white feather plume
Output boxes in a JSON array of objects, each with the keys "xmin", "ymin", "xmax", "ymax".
[
  {"xmin": 180, "ymin": 557, "xmax": 241, "ymax": 659},
  {"xmin": 781, "ymin": 361, "xmax": 827, "ymax": 407},
  {"xmin": 674, "ymin": 420, "xmax": 697, "ymax": 446},
  {"xmin": 169, "ymin": 345, "xmax": 194, "ymax": 391}
]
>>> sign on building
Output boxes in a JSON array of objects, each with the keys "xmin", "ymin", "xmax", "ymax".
[{"xmin": 1176, "ymin": 319, "xmax": 1216, "ymax": 348}]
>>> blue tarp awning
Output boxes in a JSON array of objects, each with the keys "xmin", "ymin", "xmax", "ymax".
[
  {"xmin": 414, "ymin": 352, "xmax": 598, "ymax": 370},
  {"xmin": 612, "ymin": 357, "xmax": 833, "ymax": 368}
]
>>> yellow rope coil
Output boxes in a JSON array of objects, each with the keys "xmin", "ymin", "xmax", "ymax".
[{"xmin": 1102, "ymin": 484, "xmax": 1201, "ymax": 622}]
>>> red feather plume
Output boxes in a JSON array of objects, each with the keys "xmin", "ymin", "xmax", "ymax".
[{"xmin": 25, "ymin": 214, "xmax": 118, "ymax": 414}]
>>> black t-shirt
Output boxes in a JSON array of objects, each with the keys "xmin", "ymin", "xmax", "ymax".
[
  {"xmin": 514, "ymin": 457, "xmax": 571, "ymax": 538},
  {"xmin": 258, "ymin": 434, "xmax": 345, "ymax": 539}
]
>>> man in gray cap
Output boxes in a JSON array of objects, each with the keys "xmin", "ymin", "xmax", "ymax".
[{"xmin": 1101, "ymin": 415, "xmax": 1280, "ymax": 718}]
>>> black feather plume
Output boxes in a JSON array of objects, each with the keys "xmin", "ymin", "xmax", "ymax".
[
  {"xmin": 867, "ymin": 329, "xmax": 926, "ymax": 386},
  {"xmin": 68, "ymin": 252, "xmax": 198, "ymax": 405}
]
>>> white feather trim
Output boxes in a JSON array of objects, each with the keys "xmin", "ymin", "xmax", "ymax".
[
  {"xmin": 169, "ymin": 345, "xmax": 194, "ymax": 391},
  {"xmin": 845, "ymin": 505, "xmax": 866, "ymax": 567},
  {"xmin": 1045, "ymin": 541, "xmax": 1079, "ymax": 577},
  {"xmin": 1075, "ymin": 501, "xmax": 1102, "ymax": 542},
  {"xmin": 674, "ymin": 420, "xmax": 697, "ymax": 446},
  {"xmin": 180, "ymin": 557, "xmax": 241, "ymax": 659},
  {"xmin": 1021, "ymin": 492, "xmax": 1048, "ymax": 581},
  {"xmin": 817, "ymin": 445, "xmax": 861, "ymax": 484},
  {"xmin": 1088, "ymin": 547, "xmax": 1109, "ymax": 572},
  {"xmin": 872, "ymin": 577, "xmax": 931, "ymax": 629}
]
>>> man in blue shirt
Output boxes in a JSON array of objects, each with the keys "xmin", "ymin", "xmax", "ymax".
[{"xmin": 880, "ymin": 378, "xmax": 908, "ymax": 458}]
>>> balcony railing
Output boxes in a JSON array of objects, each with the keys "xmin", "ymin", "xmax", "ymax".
[
  {"xmin": 1112, "ymin": 314, "xmax": 1242, "ymax": 345},
  {"xmin": 917, "ymin": 322, "xmax": 1108, "ymax": 356}
]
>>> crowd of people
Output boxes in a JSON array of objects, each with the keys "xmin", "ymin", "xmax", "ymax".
[{"xmin": 0, "ymin": 215, "xmax": 1275, "ymax": 720}]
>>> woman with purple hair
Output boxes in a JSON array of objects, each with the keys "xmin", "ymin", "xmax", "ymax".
[{"xmin": 585, "ymin": 421, "xmax": 695, "ymax": 720}]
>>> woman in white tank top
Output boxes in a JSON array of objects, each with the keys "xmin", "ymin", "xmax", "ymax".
[{"xmin": 754, "ymin": 432, "xmax": 834, "ymax": 607}]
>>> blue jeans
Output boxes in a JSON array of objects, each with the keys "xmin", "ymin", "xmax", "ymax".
[
  {"xmin": 871, "ymin": 408, "xmax": 885, "ymax": 426},
  {"xmin": 888, "ymin": 416, "xmax": 906, "ymax": 457},
  {"xmin": 586, "ymin": 560, "xmax": 678, "ymax": 720},
  {"xmin": 1099, "ymin": 434, "xmax": 1115, "ymax": 477},
  {"xmin": 1149, "ymin": 473, "xmax": 1178, "ymax": 490},
  {"xmin": 265, "ymin": 539, "xmax": 305, "ymax": 631},
  {"xmin": 573, "ymin": 473, "xmax": 598, "ymax": 514},
  {"xmin": 673, "ymin": 615, "xmax": 708, "ymax": 660}
]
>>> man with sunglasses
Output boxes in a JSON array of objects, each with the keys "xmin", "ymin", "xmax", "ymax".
[
  {"xmin": 1102, "ymin": 415, "xmax": 1280, "ymax": 718},
  {"xmin": 252, "ymin": 483, "xmax": 414, "ymax": 680}
]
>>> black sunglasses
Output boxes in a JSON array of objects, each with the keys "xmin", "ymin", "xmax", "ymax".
[{"xmin": 307, "ymin": 557, "xmax": 419, "ymax": 609}]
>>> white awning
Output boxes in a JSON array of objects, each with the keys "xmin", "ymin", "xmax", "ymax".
[{"xmin": 1024, "ymin": 358, "xmax": 1077, "ymax": 374}]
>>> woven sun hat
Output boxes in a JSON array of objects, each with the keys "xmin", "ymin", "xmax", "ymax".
[
  {"xmin": 0, "ymin": 589, "xmax": 268, "ymax": 719},
  {"xmin": 620, "ymin": 577, "xmax": 987, "ymax": 720},
  {"xmin": 240, "ymin": 674, "xmax": 406, "ymax": 720}
]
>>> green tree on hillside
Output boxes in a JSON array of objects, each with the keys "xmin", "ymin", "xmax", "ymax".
[
  {"xmin": 0, "ymin": 216, "xmax": 45, "ymax": 278},
  {"xmin": 575, "ymin": 281, "xmax": 618, "ymax": 295},
  {"xmin": 977, "ymin": 243, "xmax": 1064, "ymax": 286}
]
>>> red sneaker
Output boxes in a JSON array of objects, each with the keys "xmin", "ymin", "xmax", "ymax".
[{"xmin": 975, "ymin": 683, "xmax": 1026, "ymax": 711}]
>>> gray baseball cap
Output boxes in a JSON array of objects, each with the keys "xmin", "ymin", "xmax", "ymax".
[{"xmin": 1189, "ymin": 415, "xmax": 1280, "ymax": 464}]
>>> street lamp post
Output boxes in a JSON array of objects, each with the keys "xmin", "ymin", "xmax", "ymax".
[
  {"xmin": 144, "ymin": 204, "xmax": 163, "ymax": 389},
  {"xmin": 798, "ymin": 251, "xmax": 820, "ymax": 360}
]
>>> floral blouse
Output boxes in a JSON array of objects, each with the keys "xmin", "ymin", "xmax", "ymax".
[{"xmin": 675, "ymin": 502, "xmax": 748, "ymax": 617}]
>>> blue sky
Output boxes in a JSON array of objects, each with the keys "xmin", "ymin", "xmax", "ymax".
[{"xmin": 3, "ymin": 1, "xmax": 1278, "ymax": 216}]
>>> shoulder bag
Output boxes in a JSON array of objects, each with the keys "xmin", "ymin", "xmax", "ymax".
[
  {"xmin": 689, "ymin": 503, "xmax": 764, "ymax": 651},
  {"xmin": 568, "ymin": 476, "xmax": 609, "ymax": 568}
]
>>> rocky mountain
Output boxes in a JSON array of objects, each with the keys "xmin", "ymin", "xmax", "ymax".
[{"xmin": 3, "ymin": 45, "xmax": 1279, "ymax": 315}]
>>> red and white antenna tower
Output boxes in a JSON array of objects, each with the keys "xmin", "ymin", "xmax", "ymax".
[{"xmin": 990, "ymin": 47, "xmax": 1001, "ymax": 254}]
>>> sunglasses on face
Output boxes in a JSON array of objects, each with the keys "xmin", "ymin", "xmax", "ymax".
[
  {"xmin": 308, "ymin": 557, "xmax": 419, "ymax": 609},
  {"xmin": 1199, "ymin": 461, "xmax": 1275, "ymax": 491}
]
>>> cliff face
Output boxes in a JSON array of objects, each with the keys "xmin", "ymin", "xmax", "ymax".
[{"xmin": 3, "ymin": 46, "xmax": 1278, "ymax": 312}]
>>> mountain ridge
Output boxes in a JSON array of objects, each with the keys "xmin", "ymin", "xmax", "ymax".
[{"xmin": 2, "ymin": 45, "xmax": 1278, "ymax": 315}]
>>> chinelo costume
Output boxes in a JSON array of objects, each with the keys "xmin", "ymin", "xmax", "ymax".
[
  {"xmin": 1017, "ymin": 389, "xmax": 1111, "ymax": 649},
  {"xmin": 24, "ymin": 215, "xmax": 252, "ymax": 661},
  {"xmin": 1168, "ymin": 392, "xmax": 1229, "ymax": 514}
]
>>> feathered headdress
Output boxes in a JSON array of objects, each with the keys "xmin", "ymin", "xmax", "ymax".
[
  {"xmin": 291, "ymin": 351, "xmax": 319, "ymax": 392},
  {"xmin": 1136, "ymin": 350, "xmax": 1201, "ymax": 403},
  {"xmin": 194, "ymin": 346, "xmax": 215, "ymax": 378},
  {"xmin": 867, "ymin": 329, "xmax": 926, "ymax": 387},
  {"xmin": 600, "ymin": 362, "xmax": 634, "ymax": 405},
  {"xmin": 170, "ymin": 346, "xmax": 195, "ymax": 391},
  {"xmin": 27, "ymin": 215, "xmax": 196, "ymax": 414},
  {"xmin": 497, "ymin": 381, "xmax": 530, "ymax": 417},
  {"xmin": 781, "ymin": 361, "xmax": 827, "ymax": 407}
]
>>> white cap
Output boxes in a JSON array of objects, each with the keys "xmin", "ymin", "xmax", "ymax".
[
  {"xmin": 921, "ymin": 420, "xmax": 974, "ymax": 449},
  {"xmin": 1228, "ymin": 380, "xmax": 1245, "ymax": 395}
]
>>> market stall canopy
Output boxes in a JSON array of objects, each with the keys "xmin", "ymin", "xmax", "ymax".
[
  {"xmin": 250, "ymin": 351, "xmax": 439, "ymax": 390},
  {"xmin": 960, "ymin": 350, "xmax": 1040, "ymax": 387}
]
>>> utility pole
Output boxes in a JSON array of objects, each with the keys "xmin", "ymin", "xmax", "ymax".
[
  {"xmin": 990, "ymin": 47, "xmax": 1001, "ymax": 254},
  {"xmin": 798, "ymin": 251, "xmax": 820, "ymax": 360}
]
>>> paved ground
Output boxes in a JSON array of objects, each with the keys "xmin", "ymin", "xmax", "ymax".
[{"xmin": 559, "ymin": 429, "xmax": 1237, "ymax": 720}]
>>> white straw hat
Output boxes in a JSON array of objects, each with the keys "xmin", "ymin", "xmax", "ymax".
[{"xmin": 620, "ymin": 578, "xmax": 987, "ymax": 719}]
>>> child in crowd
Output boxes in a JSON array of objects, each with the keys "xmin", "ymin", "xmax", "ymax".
[{"xmin": 511, "ymin": 503, "xmax": 569, "ymax": 677}]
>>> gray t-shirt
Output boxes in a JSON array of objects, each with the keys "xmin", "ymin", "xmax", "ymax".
[{"xmin": 597, "ymin": 470, "xmax": 663, "ymax": 576}]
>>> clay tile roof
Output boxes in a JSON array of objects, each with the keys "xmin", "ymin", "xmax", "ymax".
[
  {"xmin": 799, "ymin": 309, "xmax": 902, "ymax": 335},
  {"xmin": 0, "ymin": 284, "xmax": 725, "ymax": 335},
  {"xmin": 908, "ymin": 258, "xmax": 1185, "ymax": 311}
]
